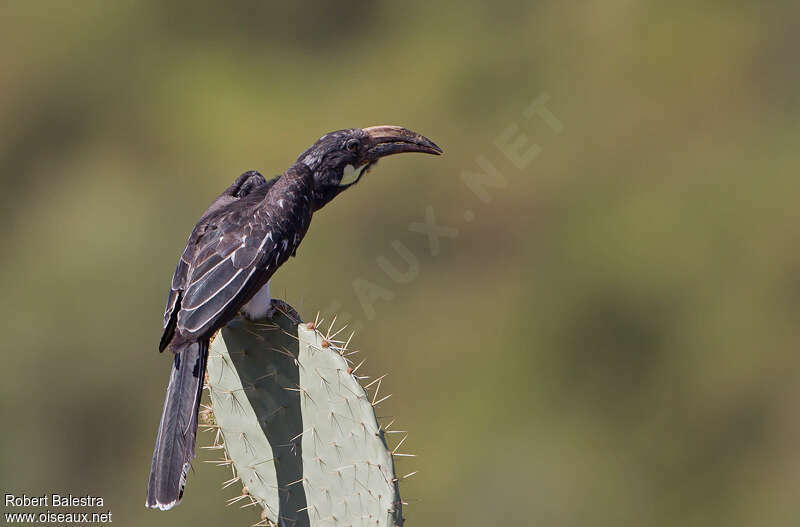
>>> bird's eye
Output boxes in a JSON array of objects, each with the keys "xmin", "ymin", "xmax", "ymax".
[{"xmin": 346, "ymin": 139, "xmax": 359, "ymax": 152}]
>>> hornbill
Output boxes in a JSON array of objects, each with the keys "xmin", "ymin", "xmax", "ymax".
[{"xmin": 146, "ymin": 126, "xmax": 442, "ymax": 510}]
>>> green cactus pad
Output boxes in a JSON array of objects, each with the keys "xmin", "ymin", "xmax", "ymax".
[{"xmin": 204, "ymin": 301, "xmax": 404, "ymax": 527}]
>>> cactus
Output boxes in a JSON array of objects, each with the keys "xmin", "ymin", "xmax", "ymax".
[{"xmin": 201, "ymin": 300, "xmax": 407, "ymax": 527}]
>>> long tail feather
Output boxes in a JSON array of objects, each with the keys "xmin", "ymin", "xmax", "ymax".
[{"xmin": 146, "ymin": 339, "xmax": 208, "ymax": 510}]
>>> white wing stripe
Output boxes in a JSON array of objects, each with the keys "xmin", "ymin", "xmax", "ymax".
[
  {"xmin": 179, "ymin": 227, "xmax": 276, "ymax": 332},
  {"xmin": 188, "ymin": 252, "xmax": 232, "ymax": 287},
  {"xmin": 181, "ymin": 267, "xmax": 259, "ymax": 333},
  {"xmin": 181, "ymin": 268, "xmax": 244, "ymax": 312}
]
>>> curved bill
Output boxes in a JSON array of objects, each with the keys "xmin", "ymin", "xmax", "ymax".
[{"xmin": 364, "ymin": 125, "xmax": 443, "ymax": 158}]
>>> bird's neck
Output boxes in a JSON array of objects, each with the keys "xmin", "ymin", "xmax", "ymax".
[
  {"xmin": 258, "ymin": 164, "xmax": 315, "ymax": 224},
  {"xmin": 278, "ymin": 163, "xmax": 315, "ymax": 196}
]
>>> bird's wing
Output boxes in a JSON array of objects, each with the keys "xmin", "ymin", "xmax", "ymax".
[
  {"xmin": 159, "ymin": 171, "xmax": 277, "ymax": 351},
  {"xmin": 174, "ymin": 204, "xmax": 281, "ymax": 338}
]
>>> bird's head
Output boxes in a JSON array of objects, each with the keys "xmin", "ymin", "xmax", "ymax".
[{"xmin": 296, "ymin": 125, "xmax": 442, "ymax": 210}]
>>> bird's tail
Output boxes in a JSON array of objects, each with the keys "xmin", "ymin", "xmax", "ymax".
[{"xmin": 146, "ymin": 339, "xmax": 208, "ymax": 510}]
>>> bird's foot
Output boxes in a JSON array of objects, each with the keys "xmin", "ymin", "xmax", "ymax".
[{"xmin": 266, "ymin": 299, "xmax": 302, "ymax": 323}]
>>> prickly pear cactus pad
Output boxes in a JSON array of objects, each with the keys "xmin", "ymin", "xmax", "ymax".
[{"xmin": 203, "ymin": 301, "xmax": 406, "ymax": 527}]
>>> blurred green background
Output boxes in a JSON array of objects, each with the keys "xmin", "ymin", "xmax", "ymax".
[{"xmin": 2, "ymin": 1, "xmax": 799, "ymax": 526}]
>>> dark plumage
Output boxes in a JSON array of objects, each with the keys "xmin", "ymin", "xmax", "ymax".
[{"xmin": 146, "ymin": 126, "xmax": 441, "ymax": 510}]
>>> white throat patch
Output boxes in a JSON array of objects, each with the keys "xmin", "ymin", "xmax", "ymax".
[{"xmin": 339, "ymin": 164, "xmax": 367, "ymax": 187}]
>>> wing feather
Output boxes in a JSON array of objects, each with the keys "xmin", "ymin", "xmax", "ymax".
[
  {"xmin": 159, "ymin": 166, "xmax": 310, "ymax": 350},
  {"xmin": 159, "ymin": 171, "xmax": 274, "ymax": 349},
  {"xmin": 173, "ymin": 209, "xmax": 279, "ymax": 337},
  {"xmin": 178, "ymin": 267, "xmax": 255, "ymax": 333},
  {"xmin": 181, "ymin": 258, "xmax": 238, "ymax": 310}
]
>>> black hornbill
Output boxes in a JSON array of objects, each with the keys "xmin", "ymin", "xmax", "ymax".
[{"xmin": 146, "ymin": 126, "xmax": 442, "ymax": 510}]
